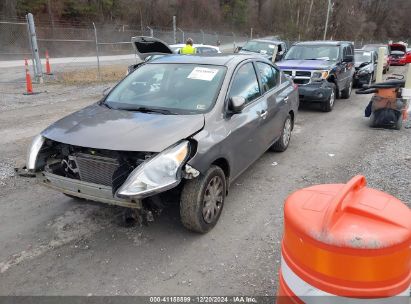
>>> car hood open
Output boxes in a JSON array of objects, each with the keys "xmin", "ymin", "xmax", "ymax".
[
  {"xmin": 131, "ymin": 36, "xmax": 173, "ymax": 60},
  {"xmin": 276, "ymin": 59, "xmax": 332, "ymax": 70},
  {"xmin": 42, "ymin": 103, "xmax": 204, "ymax": 152}
]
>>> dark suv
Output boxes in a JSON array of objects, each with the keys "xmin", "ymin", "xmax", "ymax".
[{"xmin": 276, "ymin": 41, "xmax": 355, "ymax": 112}]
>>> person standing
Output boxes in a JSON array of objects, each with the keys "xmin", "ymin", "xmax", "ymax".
[{"xmin": 179, "ymin": 38, "xmax": 196, "ymax": 54}]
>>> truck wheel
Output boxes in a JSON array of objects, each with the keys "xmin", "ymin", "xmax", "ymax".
[
  {"xmin": 369, "ymin": 112, "xmax": 376, "ymax": 127},
  {"xmin": 395, "ymin": 116, "xmax": 403, "ymax": 130},
  {"xmin": 270, "ymin": 114, "xmax": 292, "ymax": 152},
  {"xmin": 321, "ymin": 86, "xmax": 336, "ymax": 112},
  {"xmin": 341, "ymin": 79, "xmax": 353, "ymax": 99},
  {"xmin": 180, "ymin": 165, "xmax": 226, "ymax": 233}
]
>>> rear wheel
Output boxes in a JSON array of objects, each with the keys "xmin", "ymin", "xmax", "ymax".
[
  {"xmin": 341, "ymin": 78, "xmax": 353, "ymax": 99},
  {"xmin": 180, "ymin": 165, "xmax": 226, "ymax": 233},
  {"xmin": 270, "ymin": 114, "xmax": 292, "ymax": 152}
]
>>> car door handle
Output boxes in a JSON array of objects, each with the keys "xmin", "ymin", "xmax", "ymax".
[
  {"xmin": 260, "ymin": 110, "xmax": 268, "ymax": 119},
  {"xmin": 283, "ymin": 96, "xmax": 289, "ymax": 103}
]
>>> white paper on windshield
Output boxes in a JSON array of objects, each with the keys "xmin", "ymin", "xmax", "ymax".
[
  {"xmin": 187, "ymin": 67, "xmax": 219, "ymax": 81},
  {"xmin": 268, "ymin": 45, "xmax": 276, "ymax": 49}
]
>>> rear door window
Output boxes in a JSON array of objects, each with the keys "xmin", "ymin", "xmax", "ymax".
[
  {"xmin": 229, "ymin": 62, "xmax": 261, "ymax": 104},
  {"xmin": 256, "ymin": 62, "xmax": 279, "ymax": 93}
]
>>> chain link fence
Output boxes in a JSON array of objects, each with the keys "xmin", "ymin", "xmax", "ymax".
[{"xmin": 0, "ymin": 13, "xmax": 382, "ymax": 84}]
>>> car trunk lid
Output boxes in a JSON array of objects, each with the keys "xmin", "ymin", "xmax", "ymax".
[{"xmin": 131, "ymin": 36, "xmax": 173, "ymax": 60}]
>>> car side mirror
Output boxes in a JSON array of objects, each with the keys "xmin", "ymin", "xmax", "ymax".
[
  {"xmin": 234, "ymin": 46, "xmax": 242, "ymax": 53},
  {"xmin": 342, "ymin": 55, "xmax": 353, "ymax": 63},
  {"xmin": 102, "ymin": 87, "xmax": 111, "ymax": 97},
  {"xmin": 228, "ymin": 96, "xmax": 246, "ymax": 113}
]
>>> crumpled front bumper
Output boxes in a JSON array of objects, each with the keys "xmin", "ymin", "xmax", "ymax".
[
  {"xmin": 37, "ymin": 171, "xmax": 142, "ymax": 209},
  {"xmin": 297, "ymin": 81, "xmax": 333, "ymax": 103},
  {"xmin": 354, "ymin": 72, "xmax": 371, "ymax": 86}
]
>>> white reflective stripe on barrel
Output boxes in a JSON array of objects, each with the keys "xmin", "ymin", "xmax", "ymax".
[{"xmin": 281, "ymin": 257, "xmax": 410, "ymax": 304}]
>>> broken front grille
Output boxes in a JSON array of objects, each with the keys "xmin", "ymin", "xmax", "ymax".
[
  {"xmin": 294, "ymin": 78, "xmax": 310, "ymax": 85},
  {"xmin": 295, "ymin": 71, "xmax": 311, "ymax": 77},
  {"xmin": 74, "ymin": 153, "xmax": 119, "ymax": 186}
]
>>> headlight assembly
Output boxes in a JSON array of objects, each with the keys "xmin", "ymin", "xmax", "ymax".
[
  {"xmin": 26, "ymin": 134, "xmax": 45, "ymax": 171},
  {"xmin": 311, "ymin": 70, "xmax": 329, "ymax": 82},
  {"xmin": 116, "ymin": 140, "xmax": 190, "ymax": 198},
  {"xmin": 358, "ymin": 66, "xmax": 371, "ymax": 75}
]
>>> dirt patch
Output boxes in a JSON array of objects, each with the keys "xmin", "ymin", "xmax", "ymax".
[{"xmin": 55, "ymin": 66, "xmax": 126, "ymax": 84}]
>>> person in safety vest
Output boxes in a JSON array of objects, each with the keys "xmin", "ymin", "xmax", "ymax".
[{"xmin": 179, "ymin": 38, "xmax": 196, "ymax": 54}]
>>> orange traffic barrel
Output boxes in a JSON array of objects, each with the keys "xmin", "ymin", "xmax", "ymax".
[{"xmin": 277, "ymin": 175, "xmax": 411, "ymax": 303}]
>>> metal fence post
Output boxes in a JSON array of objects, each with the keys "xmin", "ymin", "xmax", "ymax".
[
  {"xmin": 232, "ymin": 32, "xmax": 236, "ymax": 52},
  {"xmin": 250, "ymin": 27, "xmax": 253, "ymax": 39},
  {"xmin": 177, "ymin": 27, "xmax": 184, "ymax": 43},
  {"xmin": 92, "ymin": 22, "xmax": 101, "ymax": 81},
  {"xmin": 147, "ymin": 26, "xmax": 153, "ymax": 37},
  {"xmin": 200, "ymin": 30, "xmax": 205, "ymax": 44},
  {"xmin": 26, "ymin": 13, "xmax": 43, "ymax": 84},
  {"xmin": 173, "ymin": 16, "xmax": 176, "ymax": 44}
]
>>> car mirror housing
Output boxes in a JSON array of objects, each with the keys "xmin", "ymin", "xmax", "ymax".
[{"xmin": 228, "ymin": 96, "xmax": 246, "ymax": 113}]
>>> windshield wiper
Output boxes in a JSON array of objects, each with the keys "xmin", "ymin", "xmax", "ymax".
[{"xmin": 122, "ymin": 106, "xmax": 177, "ymax": 115}]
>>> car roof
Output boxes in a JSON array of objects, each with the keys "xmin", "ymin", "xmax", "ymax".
[
  {"xmin": 363, "ymin": 44, "xmax": 388, "ymax": 48},
  {"xmin": 246, "ymin": 39, "xmax": 284, "ymax": 44},
  {"xmin": 170, "ymin": 44, "xmax": 219, "ymax": 49},
  {"xmin": 147, "ymin": 54, "xmax": 265, "ymax": 66},
  {"xmin": 294, "ymin": 40, "xmax": 352, "ymax": 46},
  {"xmin": 355, "ymin": 49, "xmax": 374, "ymax": 53}
]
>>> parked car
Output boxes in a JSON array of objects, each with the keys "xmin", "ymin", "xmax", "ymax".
[
  {"xmin": 27, "ymin": 37, "xmax": 299, "ymax": 233},
  {"xmin": 236, "ymin": 39, "xmax": 288, "ymax": 62},
  {"xmin": 276, "ymin": 41, "xmax": 355, "ymax": 112},
  {"xmin": 170, "ymin": 43, "xmax": 221, "ymax": 54},
  {"xmin": 126, "ymin": 39, "xmax": 221, "ymax": 75},
  {"xmin": 362, "ymin": 44, "xmax": 390, "ymax": 73},
  {"xmin": 353, "ymin": 49, "xmax": 377, "ymax": 87},
  {"xmin": 388, "ymin": 43, "xmax": 410, "ymax": 66}
]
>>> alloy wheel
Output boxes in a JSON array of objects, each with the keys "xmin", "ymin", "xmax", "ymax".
[
  {"xmin": 282, "ymin": 117, "xmax": 292, "ymax": 147},
  {"xmin": 202, "ymin": 176, "xmax": 224, "ymax": 224}
]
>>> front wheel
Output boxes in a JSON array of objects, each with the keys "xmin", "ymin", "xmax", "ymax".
[
  {"xmin": 180, "ymin": 165, "xmax": 226, "ymax": 233},
  {"xmin": 321, "ymin": 85, "xmax": 336, "ymax": 112},
  {"xmin": 270, "ymin": 114, "xmax": 292, "ymax": 152}
]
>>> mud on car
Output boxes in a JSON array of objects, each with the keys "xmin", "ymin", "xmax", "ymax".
[{"xmin": 26, "ymin": 37, "xmax": 299, "ymax": 233}]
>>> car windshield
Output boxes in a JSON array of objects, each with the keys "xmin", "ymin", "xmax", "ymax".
[
  {"xmin": 355, "ymin": 51, "xmax": 372, "ymax": 63},
  {"xmin": 242, "ymin": 41, "xmax": 277, "ymax": 55},
  {"xmin": 105, "ymin": 63, "xmax": 226, "ymax": 114},
  {"xmin": 284, "ymin": 45, "xmax": 339, "ymax": 61}
]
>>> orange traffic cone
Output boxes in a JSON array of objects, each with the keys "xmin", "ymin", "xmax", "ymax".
[
  {"xmin": 277, "ymin": 175, "xmax": 411, "ymax": 303},
  {"xmin": 24, "ymin": 58, "xmax": 34, "ymax": 95},
  {"xmin": 45, "ymin": 49, "xmax": 52, "ymax": 75}
]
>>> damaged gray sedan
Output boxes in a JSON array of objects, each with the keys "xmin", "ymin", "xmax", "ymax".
[{"xmin": 26, "ymin": 37, "xmax": 299, "ymax": 233}]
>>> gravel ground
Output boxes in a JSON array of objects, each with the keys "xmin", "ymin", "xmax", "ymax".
[{"xmin": 0, "ymin": 65, "xmax": 409, "ymax": 296}]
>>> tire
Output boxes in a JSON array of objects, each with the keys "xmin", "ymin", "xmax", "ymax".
[
  {"xmin": 63, "ymin": 193, "xmax": 84, "ymax": 200},
  {"xmin": 369, "ymin": 112, "xmax": 376, "ymax": 128},
  {"xmin": 270, "ymin": 114, "xmax": 292, "ymax": 152},
  {"xmin": 340, "ymin": 78, "xmax": 353, "ymax": 99},
  {"xmin": 180, "ymin": 165, "xmax": 226, "ymax": 233},
  {"xmin": 395, "ymin": 116, "xmax": 403, "ymax": 130},
  {"xmin": 321, "ymin": 85, "xmax": 336, "ymax": 112}
]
